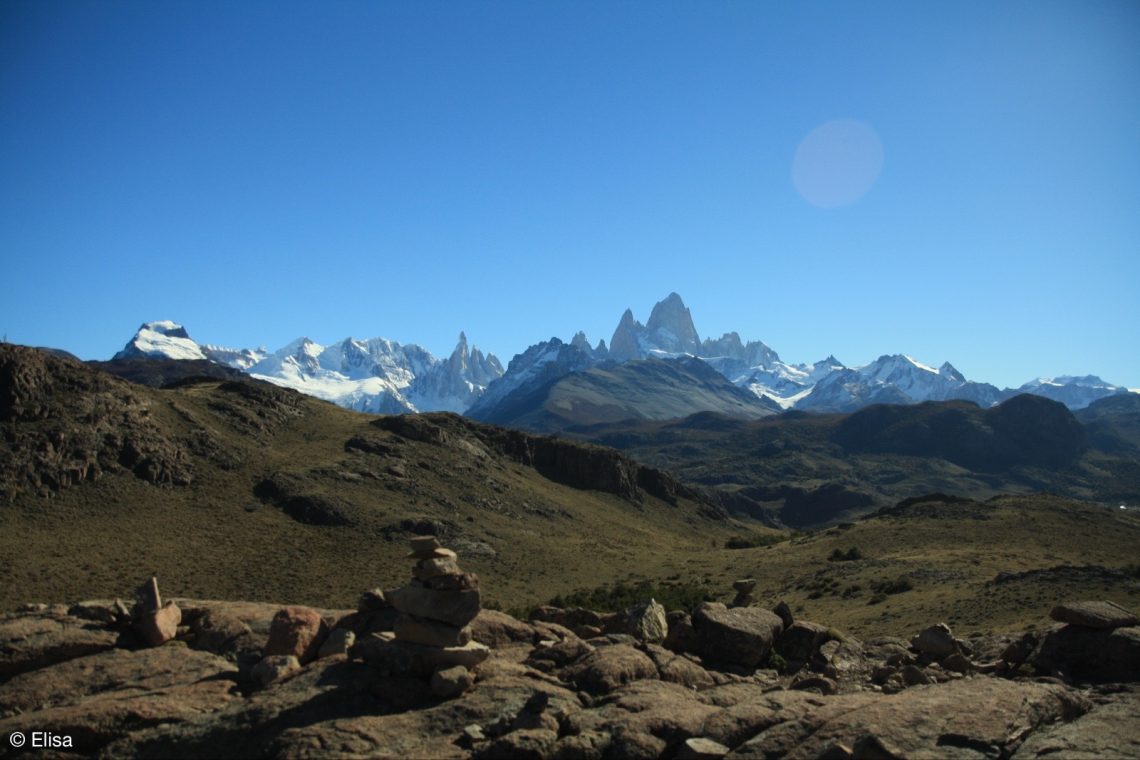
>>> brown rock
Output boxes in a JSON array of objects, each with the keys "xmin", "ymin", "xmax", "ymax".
[
  {"xmin": 1050, "ymin": 600, "xmax": 1139, "ymax": 630},
  {"xmin": 791, "ymin": 675, "xmax": 839, "ymax": 694},
  {"xmin": 317, "ymin": 628, "xmax": 354, "ymax": 659},
  {"xmin": 387, "ymin": 584, "xmax": 481, "ymax": 627},
  {"xmin": 408, "ymin": 535, "xmax": 441, "ymax": 554},
  {"xmin": 413, "ymin": 555, "xmax": 462, "ymax": 580},
  {"xmin": 469, "ymin": 609, "xmax": 536, "ymax": 648},
  {"xmin": 777, "ymin": 620, "xmax": 835, "ymax": 666},
  {"xmin": 676, "ymin": 736, "xmax": 730, "ymax": 759},
  {"xmin": 394, "ymin": 613, "xmax": 472, "ymax": 648},
  {"xmin": 136, "ymin": 576, "xmax": 162, "ymax": 613},
  {"xmin": 563, "ymin": 644, "xmax": 659, "ymax": 695},
  {"xmin": 644, "ymin": 644, "xmax": 716, "ymax": 690},
  {"xmin": 665, "ymin": 611, "xmax": 701, "ymax": 654},
  {"xmin": 430, "ymin": 665, "xmax": 473, "ymax": 698},
  {"xmin": 691, "ymin": 602, "xmax": 783, "ymax": 669},
  {"xmin": 135, "ymin": 602, "xmax": 182, "ymax": 647},
  {"xmin": 188, "ymin": 610, "xmax": 258, "ymax": 657},
  {"xmin": 910, "ymin": 623, "xmax": 960, "ymax": 659},
  {"xmin": 250, "ymin": 654, "xmax": 301, "ymax": 689},
  {"xmin": 729, "ymin": 677, "xmax": 1090, "ymax": 759},
  {"xmin": 624, "ymin": 599, "xmax": 667, "ymax": 643},
  {"xmin": 481, "ymin": 728, "xmax": 558, "ymax": 759},
  {"xmin": 771, "ymin": 601, "xmax": 794, "ymax": 630},
  {"xmin": 264, "ymin": 606, "xmax": 329, "ymax": 664}
]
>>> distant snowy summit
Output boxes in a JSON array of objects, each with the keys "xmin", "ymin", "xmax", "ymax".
[
  {"xmin": 112, "ymin": 296, "xmax": 1132, "ymax": 420},
  {"xmin": 471, "ymin": 292, "xmax": 1133, "ymax": 418},
  {"xmin": 113, "ymin": 321, "xmax": 502, "ymax": 414}
]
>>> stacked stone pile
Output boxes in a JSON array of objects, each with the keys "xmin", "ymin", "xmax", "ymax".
[
  {"xmin": 729, "ymin": 578, "xmax": 756, "ymax": 608},
  {"xmin": 132, "ymin": 576, "xmax": 181, "ymax": 647},
  {"xmin": 359, "ymin": 536, "xmax": 490, "ymax": 697}
]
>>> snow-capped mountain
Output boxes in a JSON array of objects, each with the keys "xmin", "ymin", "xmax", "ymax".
[
  {"xmin": 115, "ymin": 321, "xmax": 210, "ymax": 362},
  {"xmin": 477, "ymin": 293, "xmax": 1132, "ymax": 418},
  {"xmin": 466, "ymin": 338, "xmax": 596, "ymax": 420},
  {"xmin": 112, "ymin": 323, "xmax": 502, "ymax": 414},
  {"xmin": 1017, "ymin": 376, "xmax": 1130, "ymax": 411},
  {"xmin": 111, "ymin": 297, "xmax": 1132, "ymax": 421}
]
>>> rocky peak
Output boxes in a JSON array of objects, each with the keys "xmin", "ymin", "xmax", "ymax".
[
  {"xmin": 113, "ymin": 321, "xmax": 207, "ymax": 362},
  {"xmin": 609, "ymin": 308, "xmax": 645, "ymax": 362},
  {"xmin": 645, "ymin": 292, "xmax": 701, "ymax": 354}
]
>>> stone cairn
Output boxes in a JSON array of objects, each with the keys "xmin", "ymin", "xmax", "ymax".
[
  {"xmin": 132, "ymin": 576, "xmax": 181, "ymax": 647},
  {"xmin": 365, "ymin": 536, "xmax": 490, "ymax": 698},
  {"xmin": 729, "ymin": 578, "xmax": 757, "ymax": 608}
]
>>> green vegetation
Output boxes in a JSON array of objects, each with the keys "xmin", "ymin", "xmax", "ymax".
[
  {"xmin": 725, "ymin": 533, "xmax": 786, "ymax": 550},
  {"xmin": 828, "ymin": 546, "xmax": 864, "ymax": 562},
  {"xmin": 547, "ymin": 579, "xmax": 714, "ymax": 614}
]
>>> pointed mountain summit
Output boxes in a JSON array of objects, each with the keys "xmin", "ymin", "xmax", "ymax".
[
  {"xmin": 114, "ymin": 321, "xmax": 208, "ymax": 361},
  {"xmin": 645, "ymin": 292, "xmax": 701, "ymax": 355}
]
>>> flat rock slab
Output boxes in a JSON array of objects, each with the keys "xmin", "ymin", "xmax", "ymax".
[
  {"xmin": 0, "ymin": 645, "xmax": 239, "ymax": 755},
  {"xmin": 1050, "ymin": 600, "xmax": 1140, "ymax": 629},
  {"xmin": 387, "ymin": 585, "xmax": 481, "ymax": 628},
  {"xmin": 729, "ymin": 676, "xmax": 1090, "ymax": 759},
  {"xmin": 1013, "ymin": 689, "xmax": 1140, "ymax": 759},
  {"xmin": 0, "ymin": 645, "xmax": 237, "ymax": 717},
  {"xmin": 0, "ymin": 611, "xmax": 120, "ymax": 680}
]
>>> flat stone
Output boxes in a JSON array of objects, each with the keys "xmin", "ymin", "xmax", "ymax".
[
  {"xmin": 394, "ymin": 614, "xmax": 472, "ymax": 648},
  {"xmin": 407, "ymin": 547, "xmax": 457, "ymax": 561},
  {"xmin": 413, "ymin": 556, "xmax": 462, "ymax": 580},
  {"xmin": 677, "ymin": 736, "xmax": 731, "ymax": 759},
  {"xmin": 408, "ymin": 535, "xmax": 441, "ymax": 553},
  {"xmin": 1050, "ymin": 600, "xmax": 1139, "ymax": 630},
  {"xmin": 387, "ymin": 584, "xmax": 481, "ymax": 627}
]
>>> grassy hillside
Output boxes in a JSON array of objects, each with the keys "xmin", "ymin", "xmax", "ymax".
[{"xmin": 3, "ymin": 346, "xmax": 1138, "ymax": 640}]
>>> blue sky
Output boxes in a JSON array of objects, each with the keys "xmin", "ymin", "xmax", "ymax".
[{"xmin": 2, "ymin": 1, "xmax": 1137, "ymax": 388}]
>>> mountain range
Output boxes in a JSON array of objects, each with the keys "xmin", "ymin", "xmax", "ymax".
[{"xmin": 110, "ymin": 294, "xmax": 1135, "ymax": 425}]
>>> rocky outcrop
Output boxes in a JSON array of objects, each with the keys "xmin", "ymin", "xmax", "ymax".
[
  {"xmin": 0, "ymin": 596, "xmax": 1137, "ymax": 758},
  {"xmin": 0, "ymin": 345, "xmax": 193, "ymax": 499}
]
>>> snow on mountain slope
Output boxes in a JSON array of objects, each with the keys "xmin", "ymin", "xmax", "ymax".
[
  {"xmin": 466, "ymin": 338, "xmax": 597, "ymax": 420},
  {"xmin": 114, "ymin": 322, "xmax": 501, "ymax": 414},
  {"xmin": 114, "ymin": 321, "xmax": 208, "ymax": 361},
  {"xmin": 1018, "ymin": 376, "xmax": 1130, "ymax": 410}
]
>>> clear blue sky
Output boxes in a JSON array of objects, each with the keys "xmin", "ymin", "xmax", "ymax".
[{"xmin": 2, "ymin": 1, "xmax": 1137, "ymax": 389}]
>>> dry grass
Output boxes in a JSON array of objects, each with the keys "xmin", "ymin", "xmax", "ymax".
[{"xmin": 3, "ymin": 376, "xmax": 1137, "ymax": 641}]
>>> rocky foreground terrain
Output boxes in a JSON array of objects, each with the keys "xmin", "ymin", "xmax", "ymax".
[{"xmin": 2, "ymin": 548, "xmax": 1138, "ymax": 759}]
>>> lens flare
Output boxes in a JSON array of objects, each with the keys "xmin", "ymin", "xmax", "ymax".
[{"xmin": 792, "ymin": 119, "xmax": 884, "ymax": 208}]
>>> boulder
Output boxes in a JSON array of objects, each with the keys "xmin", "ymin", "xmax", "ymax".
[
  {"xmin": 909, "ymin": 623, "xmax": 960, "ymax": 659},
  {"xmin": 387, "ymin": 584, "xmax": 481, "ymax": 628},
  {"xmin": 776, "ymin": 620, "xmax": 834, "ymax": 667},
  {"xmin": 1050, "ymin": 600, "xmax": 1139, "ymax": 630},
  {"xmin": 264, "ymin": 606, "xmax": 329, "ymax": 664},
  {"xmin": 691, "ymin": 603, "xmax": 783, "ymax": 669},
  {"xmin": 135, "ymin": 602, "xmax": 182, "ymax": 647},
  {"xmin": 625, "ymin": 599, "xmax": 667, "ymax": 643},
  {"xmin": 188, "ymin": 610, "xmax": 258, "ymax": 657},
  {"xmin": 250, "ymin": 654, "xmax": 301, "ymax": 689},
  {"xmin": 665, "ymin": 611, "xmax": 700, "ymax": 654},
  {"xmin": 469, "ymin": 609, "xmax": 536, "ymax": 648},
  {"xmin": 430, "ymin": 665, "xmax": 473, "ymax": 698},
  {"xmin": 1033, "ymin": 624, "xmax": 1140, "ymax": 683},
  {"xmin": 563, "ymin": 644, "xmax": 659, "ymax": 695}
]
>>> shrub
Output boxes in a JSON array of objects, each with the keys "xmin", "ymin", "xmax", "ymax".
[
  {"xmin": 828, "ymin": 547, "xmax": 864, "ymax": 562},
  {"xmin": 546, "ymin": 579, "xmax": 713, "ymax": 614}
]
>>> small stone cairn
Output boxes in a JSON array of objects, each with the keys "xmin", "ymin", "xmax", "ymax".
[
  {"xmin": 364, "ymin": 536, "xmax": 490, "ymax": 697},
  {"xmin": 729, "ymin": 578, "xmax": 756, "ymax": 608},
  {"xmin": 132, "ymin": 576, "xmax": 181, "ymax": 647}
]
